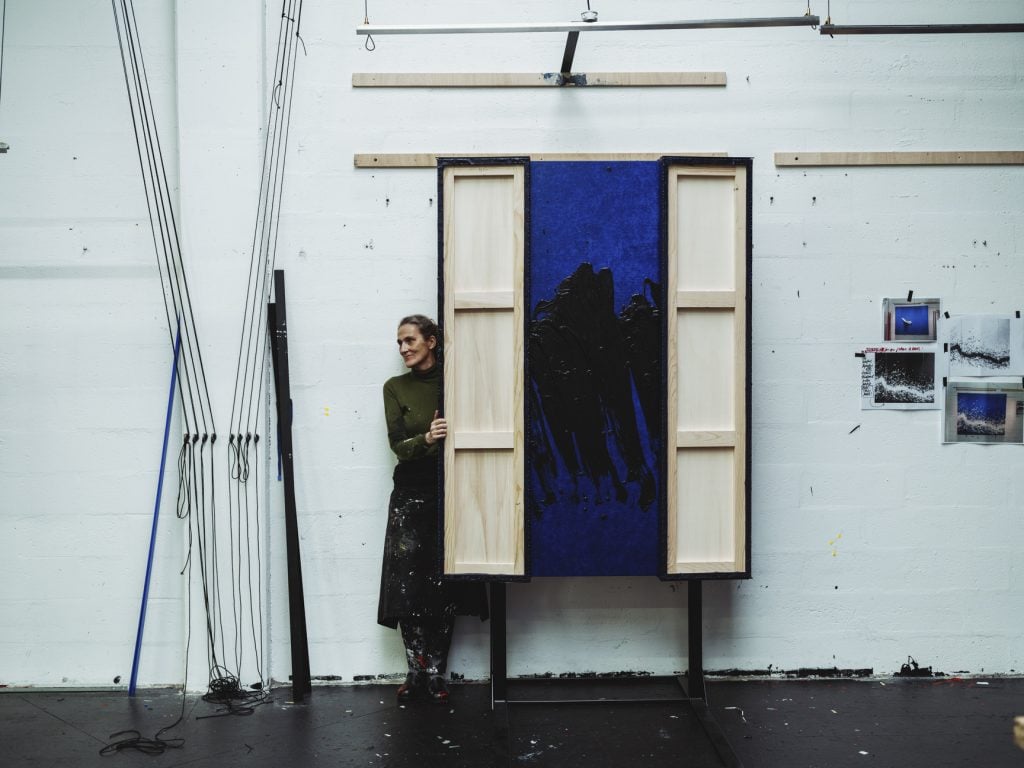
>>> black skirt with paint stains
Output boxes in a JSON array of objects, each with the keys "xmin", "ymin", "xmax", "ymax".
[{"xmin": 377, "ymin": 457, "xmax": 489, "ymax": 629}]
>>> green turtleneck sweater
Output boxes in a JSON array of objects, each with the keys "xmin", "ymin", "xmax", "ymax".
[{"xmin": 383, "ymin": 363, "xmax": 441, "ymax": 462}]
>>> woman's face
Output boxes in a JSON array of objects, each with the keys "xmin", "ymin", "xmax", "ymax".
[{"xmin": 396, "ymin": 323, "xmax": 437, "ymax": 372}]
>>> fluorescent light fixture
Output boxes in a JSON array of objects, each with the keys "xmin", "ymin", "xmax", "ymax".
[{"xmin": 357, "ymin": 16, "xmax": 821, "ymax": 36}]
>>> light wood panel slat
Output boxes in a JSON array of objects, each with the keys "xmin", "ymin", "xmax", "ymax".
[
  {"xmin": 442, "ymin": 164, "xmax": 525, "ymax": 577},
  {"xmin": 353, "ymin": 71, "xmax": 726, "ymax": 88},
  {"xmin": 676, "ymin": 561, "xmax": 740, "ymax": 573},
  {"xmin": 454, "ymin": 291, "xmax": 514, "ymax": 310},
  {"xmin": 451, "ymin": 314, "xmax": 515, "ymax": 432},
  {"xmin": 584, "ymin": 72, "xmax": 725, "ymax": 87},
  {"xmin": 446, "ymin": 451, "xmax": 519, "ymax": 573},
  {"xmin": 677, "ymin": 430, "xmax": 736, "ymax": 448},
  {"xmin": 675, "ymin": 448, "xmax": 736, "ymax": 566},
  {"xmin": 677, "ymin": 311, "xmax": 735, "ymax": 430},
  {"xmin": 450, "ymin": 562, "xmax": 518, "ymax": 573},
  {"xmin": 452, "ymin": 432, "xmax": 514, "ymax": 450},
  {"xmin": 675, "ymin": 174, "xmax": 737, "ymax": 291},
  {"xmin": 355, "ymin": 152, "xmax": 727, "ymax": 168},
  {"xmin": 666, "ymin": 162, "xmax": 748, "ymax": 577},
  {"xmin": 774, "ymin": 151, "xmax": 1024, "ymax": 167},
  {"xmin": 676, "ymin": 290, "xmax": 736, "ymax": 309}
]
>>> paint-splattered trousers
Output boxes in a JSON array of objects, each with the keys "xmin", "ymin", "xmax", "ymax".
[
  {"xmin": 399, "ymin": 610, "xmax": 455, "ymax": 675},
  {"xmin": 376, "ymin": 458, "xmax": 488, "ymax": 637}
]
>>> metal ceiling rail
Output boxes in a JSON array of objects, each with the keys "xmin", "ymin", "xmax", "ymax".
[
  {"xmin": 356, "ymin": 16, "xmax": 821, "ymax": 36},
  {"xmin": 820, "ymin": 23, "xmax": 1024, "ymax": 35}
]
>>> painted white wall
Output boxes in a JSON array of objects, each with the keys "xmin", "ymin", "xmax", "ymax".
[{"xmin": 0, "ymin": 0, "xmax": 1021, "ymax": 689}]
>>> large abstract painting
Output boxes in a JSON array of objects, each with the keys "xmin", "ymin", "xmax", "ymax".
[
  {"xmin": 527, "ymin": 161, "xmax": 663, "ymax": 577},
  {"xmin": 439, "ymin": 157, "xmax": 751, "ymax": 580}
]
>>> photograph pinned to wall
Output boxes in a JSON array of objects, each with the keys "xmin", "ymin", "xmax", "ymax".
[
  {"xmin": 860, "ymin": 345, "xmax": 940, "ymax": 410},
  {"xmin": 943, "ymin": 380, "xmax": 1024, "ymax": 444},
  {"xmin": 946, "ymin": 314, "xmax": 1024, "ymax": 377},
  {"xmin": 883, "ymin": 297, "xmax": 940, "ymax": 342}
]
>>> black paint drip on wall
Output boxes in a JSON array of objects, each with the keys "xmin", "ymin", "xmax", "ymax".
[{"xmin": 528, "ymin": 263, "xmax": 660, "ymax": 515}]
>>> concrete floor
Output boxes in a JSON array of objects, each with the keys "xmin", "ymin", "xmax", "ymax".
[{"xmin": 2, "ymin": 676, "xmax": 1021, "ymax": 767}]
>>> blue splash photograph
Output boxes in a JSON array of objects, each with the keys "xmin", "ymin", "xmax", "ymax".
[
  {"xmin": 956, "ymin": 392, "xmax": 1006, "ymax": 436},
  {"xmin": 893, "ymin": 305, "xmax": 931, "ymax": 337}
]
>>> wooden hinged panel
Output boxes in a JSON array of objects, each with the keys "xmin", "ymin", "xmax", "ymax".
[
  {"xmin": 664, "ymin": 159, "xmax": 751, "ymax": 578},
  {"xmin": 440, "ymin": 162, "xmax": 526, "ymax": 577}
]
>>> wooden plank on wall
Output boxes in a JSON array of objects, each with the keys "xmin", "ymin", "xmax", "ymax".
[
  {"xmin": 442, "ymin": 164, "xmax": 525, "ymax": 577},
  {"xmin": 355, "ymin": 152, "xmax": 727, "ymax": 168},
  {"xmin": 353, "ymin": 71, "xmax": 726, "ymax": 88},
  {"xmin": 775, "ymin": 151, "xmax": 1024, "ymax": 167}
]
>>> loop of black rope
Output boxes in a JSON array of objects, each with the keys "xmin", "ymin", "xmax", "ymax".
[{"xmin": 99, "ymin": 729, "xmax": 185, "ymax": 756}]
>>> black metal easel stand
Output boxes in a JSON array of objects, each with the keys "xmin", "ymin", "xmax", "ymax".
[
  {"xmin": 488, "ymin": 580, "xmax": 743, "ymax": 767},
  {"xmin": 268, "ymin": 269, "xmax": 312, "ymax": 704}
]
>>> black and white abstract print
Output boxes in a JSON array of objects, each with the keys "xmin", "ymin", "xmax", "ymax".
[
  {"xmin": 873, "ymin": 352, "xmax": 936, "ymax": 404},
  {"xmin": 948, "ymin": 316, "xmax": 1011, "ymax": 375},
  {"xmin": 861, "ymin": 348, "xmax": 939, "ymax": 410}
]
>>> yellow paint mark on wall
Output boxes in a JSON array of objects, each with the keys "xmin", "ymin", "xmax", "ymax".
[{"xmin": 828, "ymin": 532, "xmax": 842, "ymax": 557}]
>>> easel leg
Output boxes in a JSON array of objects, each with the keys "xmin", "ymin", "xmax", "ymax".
[
  {"xmin": 490, "ymin": 582, "xmax": 508, "ymax": 706},
  {"xmin": 683, "ymin": 580, "xmax": 744, "ymax": 768},
  {"xmin": 489, "ymin": 582, "xmax": 511, "ymax": 767},
  {"xmin": 688, "ymin": 580, "xmax": 706, "ymax": 701}
]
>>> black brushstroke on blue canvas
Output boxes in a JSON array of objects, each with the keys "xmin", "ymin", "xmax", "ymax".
[
  {"xmin": 957, "ymin": 392, "xmax": 1006, "ymax": 435},
  {"xmin": 894, "ymin": 305, "xmax": 930, "ymax": 337},
  {"xmin": 527, "ymin": 161, "xmax": 662, "ymax": 577}
]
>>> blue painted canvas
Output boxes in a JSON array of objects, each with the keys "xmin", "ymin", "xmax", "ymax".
[{"xmin": 527, "ymin": 161, "xmax": 662, "ymax": 577}]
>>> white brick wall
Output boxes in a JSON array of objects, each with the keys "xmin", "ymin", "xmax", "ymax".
[{"xmin": 0, "ymin": 0, "xmax": 1021, "ymax": 689}]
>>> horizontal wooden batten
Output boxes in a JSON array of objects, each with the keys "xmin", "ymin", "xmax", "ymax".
[
  {"xmin": 775, "ymin": 151, "xmax": 1024, "ymax": 167},
  {"xmin": 453, "ymin": 291, "xmax": 514, "ymax": 310},
  {"xmin": 677, "ymin": 430, "xmax": 736, "ymax": 448},
  {"xmin": 450, "ymin": 562, "xmax": 517, "ymax": 574},
  {"xmin": 353, "ymin": 72, "xmax": 726, "ymax": 88},
  {"xmin": 451, "ymin": 431, "xmax": 515, "ymax": 450},
  {"xmin": 676, "ymin": 290, "xmax": 736, "ymax": 309},
  {"xmin": 671, "ymin": 561, "xmax": 738, "ymax": 573},
  {"xmin": 355, "ymin": 152, "xmax": 727, "ymax": 168}
]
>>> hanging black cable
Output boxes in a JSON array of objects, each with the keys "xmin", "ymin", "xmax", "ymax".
[
  {"xmin": 234, "ymin": 0, "xmax": 304, "ymax": 443},
  {"xmin": 110, "ymin": 0, "xmax": 299, "ymax": 725},
  {"xmin": 222, "ymin": 2, "xmax": 304, "ymax": 706},
  {"xmin": 0, "ymin": 0, "xmax": 7, "ymax": 121},
  {"xmin": 124, "ymin": 0, "xmax": 215, "ymax": 435},
  {"xmin": 245, "ymin": 0, "xmax": 304, "ymax": 437},
  {"xmin": 111, "ymin": 4, "xmax": 199, "ymax": 434},
  {"xmin": 114, "ymin": 1, "xmax": 209, "ymax": 436},
  {"xmin": 228, "ymin": 3, "xmax": 292, "ymax": 437},
  {"xmin": 252, "ymin": 0, "xmax": 302, "ymax": 427}
]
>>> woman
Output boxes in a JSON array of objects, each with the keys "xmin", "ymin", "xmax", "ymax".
[{"xmin": 378, "ymin": 315, "xmax": 487, "ymax": 704}]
